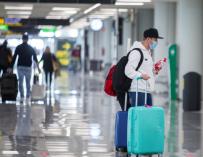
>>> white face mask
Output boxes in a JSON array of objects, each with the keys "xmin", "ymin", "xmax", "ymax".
[{"xmin": 149, "ymin": 41, "xmax": 158, "ymax": 50}]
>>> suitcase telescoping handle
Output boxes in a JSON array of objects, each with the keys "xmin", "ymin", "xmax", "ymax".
[
  {"xmin": 136, "ymin": 77, "xmax": 148, "ymax": 107},
  {"xmin": 124, "ymin": 92, "xmax": 128, "ymax": 111}
]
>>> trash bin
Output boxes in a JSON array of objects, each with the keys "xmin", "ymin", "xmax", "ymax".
[{"xmin": 183, "ymin": 72, "xmax": 201, "ymax": 111}]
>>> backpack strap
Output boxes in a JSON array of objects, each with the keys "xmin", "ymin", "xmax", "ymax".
[{"xmin": 126, "ymin": 48, "xmax": 144, "ymax": 71}]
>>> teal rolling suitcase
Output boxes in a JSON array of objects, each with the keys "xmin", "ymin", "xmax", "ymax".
[{"xmin": 127, "ymin": 79, "xmax": 165, "ymax": 156}]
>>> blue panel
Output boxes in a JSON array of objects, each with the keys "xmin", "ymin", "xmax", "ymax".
[{"xmin": 115, "ymin": 111, "xmax": 128, "ymax": 148}]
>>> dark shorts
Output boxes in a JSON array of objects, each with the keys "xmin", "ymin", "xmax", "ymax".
[{"xmin": 128, "ymin": 92, "xmax": 153, "ymax": 107}]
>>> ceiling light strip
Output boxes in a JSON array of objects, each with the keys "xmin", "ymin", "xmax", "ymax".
[
  {"xmin": 100, "ymin": 8, "xmax": 128, "ymax": 12},
  {"xmin": 84, "ymin": 3, "xmax": 101, "ymax": 14},
  {"xmin": 6, "ymin": 11, "xmax": 32, "ymax": 15},
  {"xmin": 8, "ymin": 15, "xmax": 30, "ymax": 18},
  {"xmin": 115, "ymin": 2, "xmax": 144, "ymax": 5},
  {"xmin": 49, "ymin": 11, "xmax": 77, "ymax": 15},
  {"xmin": 5, "ymin": 5, "xmax": 33, "ymax": 10},
  {"xmin": 52, "ymin": 7, "xmax": 80, "ymax": 11}
]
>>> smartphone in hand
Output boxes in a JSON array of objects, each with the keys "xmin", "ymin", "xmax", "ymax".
[{"xmin": 154, "ymin": 58, "xmax": 167, "ymax": 74}]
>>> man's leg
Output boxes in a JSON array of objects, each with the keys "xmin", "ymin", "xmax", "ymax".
[
  {"xmin": 0, "ymin": 68, "xmax": 2, "ymax": 76},
  {"xmin": 17, "ymin": 67, "xmax": 24, "ymax": 98},
  {"xmin": 129, "ymin": 92, "xmax": 146, "ymax": 106},
  {"xmin": 116, "ymin": 92, "xmax": 125, "ymax": 111},
  {"xmin": 0, "ymin": 65, "xmax": 7, "ymax": 76},
  {"xmin": 25, "ymin": 67, "xmax": 32, "ymax": 98},
  {"xmin": 2, "ymin": 66, "xmax": 7, "ymax": 74},
  {"xmin": 116, "ymin": 92, "xmax": 130, "ymax": 111},
  {"xmin": 147, "ymin": 93, "xmax": 153, "ymax": 106}
]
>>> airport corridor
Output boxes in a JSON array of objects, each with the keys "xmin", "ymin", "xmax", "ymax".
[{"xmin": 0, "ymin": 70, "xmax": 201, "ymax": 157}]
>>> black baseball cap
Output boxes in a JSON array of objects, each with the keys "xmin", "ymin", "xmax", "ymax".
[
  {"xmin": 22, "ymin": 33, "xmax": 29, "ymax": 40},
  {"xmin": 143, "ymin": 28, "xmax": 163, "ymax": 39}
]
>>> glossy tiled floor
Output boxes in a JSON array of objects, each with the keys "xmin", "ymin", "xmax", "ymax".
[{"xmin": 0, "ymin": 70, "xmax": 202, "ymax": 157}]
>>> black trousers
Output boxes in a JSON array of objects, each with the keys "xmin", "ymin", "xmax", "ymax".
[
  {"xmin": 44, "ymin": 71, "xmax": 53, "ymax": 87},
  {"xmin": 116, "ymin": 91, "xmax": 131, "ymax": 111},
  {"xmin": 0, "ymin": 65, "xmax": 7, "ymax": 76}
]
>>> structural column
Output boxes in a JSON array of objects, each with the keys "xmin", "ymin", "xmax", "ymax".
[
  {"xmin": 177, "ymin": 0, "xmax": 203, "ymax": 99},
  {"xmin": 154, "ymin": 1, "xmax": 176, "ymax": 78},
  {"xmin": 101, "ymin": 19, "xmax": 113, "ymax": 65},
  {"xmin": 177, "ymin": 0, "xmax": 203, "ymax": 155}
]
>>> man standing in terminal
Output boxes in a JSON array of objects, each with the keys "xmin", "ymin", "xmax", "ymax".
[
  {"xmin": 10, "ymin": 33, "xmax": 40, "ymax": 102},
  {"xmin": 124, "ymin": 28, "xmax": 163, "ymax": 107}
]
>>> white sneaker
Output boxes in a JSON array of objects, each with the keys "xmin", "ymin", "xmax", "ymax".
[
  {"xmin": 20, "ymin": 97, "xmax": 24, "ymax": 103},
  {"xmin": 26, "ymin": 97, "xmax": 31, "ymax": 103}
]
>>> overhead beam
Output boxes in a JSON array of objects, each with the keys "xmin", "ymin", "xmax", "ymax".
[
  {"xmin": 20, "ymin": 18, "xmax": 70, "ymax": 26},
  {"xmin": 9, "ymin": 26, "xmax": 40, "ymax": 34}
]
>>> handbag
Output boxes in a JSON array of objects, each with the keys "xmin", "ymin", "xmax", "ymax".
[
  {"xmin": 52, "ymin": 58, "xmax": 61, "ymax": 78},
  {"xmin": 52, "ymin": 60, "xmax": 58, "ymax": 71}
]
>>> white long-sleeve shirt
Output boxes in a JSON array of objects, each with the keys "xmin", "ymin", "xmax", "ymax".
[{"xmin": 125, "ymin": 41, "xmax": 155, "ymax": 92}]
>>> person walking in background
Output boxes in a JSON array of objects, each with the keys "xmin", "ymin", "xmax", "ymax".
[
  {"xmin": 0, "ymin": 40, "xmax": 12, "ymax": 76},
  {"xmin": 40, "ymin": 46, "xmax": 58, "ymax": 90},
  {"xmin": 71, "ymin": 45, "xmax": 81, "ymax": 73},
  {"xmin": 10, "ymin": 33, "xmax": 40, "ymax": 102}
]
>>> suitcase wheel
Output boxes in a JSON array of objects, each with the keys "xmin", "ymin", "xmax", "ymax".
[
  {"xmin": 116, "ymin": 147, "xmax": 127, "ymax": 152},
  {"xmin": 2, "ymin": 98, "xmax": 6, "ymax": 103}
]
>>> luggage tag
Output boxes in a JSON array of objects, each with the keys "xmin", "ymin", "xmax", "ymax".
[{"xmin": 144, "ymin": 104, "xmax": 152, "ymax": 108}]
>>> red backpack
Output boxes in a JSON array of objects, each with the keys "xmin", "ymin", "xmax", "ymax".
[{"xmin": 104, "ymin": 65, "xmax": 117, "ymax": 96}]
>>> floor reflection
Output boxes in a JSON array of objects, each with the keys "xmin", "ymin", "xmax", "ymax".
[
  {"xmin": 0, "ymin": 71, "xmax": 202, "ymax": 157},
  {"xmin": 167, "ymin": 101, "xmax": 178, "ymax": 155}
]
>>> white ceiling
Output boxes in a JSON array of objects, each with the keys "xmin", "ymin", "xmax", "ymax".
[
  {"xmin": 0, "ymin": 1, "xmax": 178, "ymax": 30},
  {"xmin": 0, "ymin": 0, "xmax": 179, "ymax": 20},
  {"xmin": 0, "ymin": 3, "xmax": 88, "ymax": 19},
  {"xmin": 0, "ymin": 2, "xmax": 154, "ymax": 19}
]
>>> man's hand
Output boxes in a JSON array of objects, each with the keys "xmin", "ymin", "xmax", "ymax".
[{"xmin": 141, "ymin": 73, "xmax": 150, "ymax": 80}]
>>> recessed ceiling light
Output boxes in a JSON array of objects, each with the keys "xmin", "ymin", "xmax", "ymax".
[
  {"xmin": 64, "ymin": 10, "xmax": 78, "ymax": 14},
  {"xmin": 7, "ymin": 11, "xmax": 32, "ymax": 15},
  {"xmin": 5, "ymin": 5, "xmax": 33, "ymax": 10},
  {"xmin": 8, "ymin": 15, "xmax": 30, "ymax": 19},
  {"xmin": 70, "ymin": 19, "xmax": 90, "ymax": 29},
  {"xmin": 46, "ymin": 16, "xmax": 68, "ymax": 19},
  {"xmin": 46, "ymin": 16, "xmax": 61, "ymax": 19},
  {"xmin": 100, "ymin": 8, "xmax": 128, "ymax": 12},
  {"xmin": 88, "ymin": 15, "xmax": 111, "ymax": 19},
  {"xmin": 52, "ymin": 7, "xmax": 80, "ymax": 11},
  {"xmin": 118, "ymin": 9, "xmax": 128, "ymax": 12},
  {"xmin": 2, "ymin": 151, "xmax": 19, "ymax": 155},
  {"xmin": 48, "ymin": 14, "xmax": 70, "ymax": 19},
  {"xmin": 49, "ymin": 11, "xmax": 77, "ymax": 15},
  {"xmin": 115, "ymin": 2, "xmax": 144, "ymax": 5},
  {"xmin": 49, "ymin": 12, "xmax": 66, "ymax": 15},
  {"xmin": 84, "ymin": 3, "xmax": 101, "ymax": 14}
]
